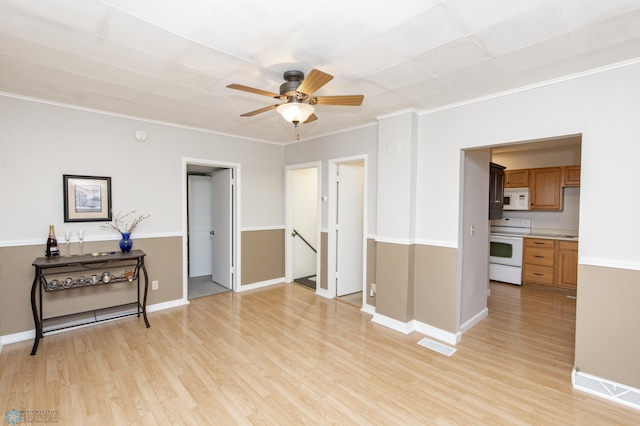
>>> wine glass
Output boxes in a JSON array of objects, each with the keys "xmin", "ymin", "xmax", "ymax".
[
  {"xmin": 78, "ymin": 230, "xmax": 84, "ymax": 255},
  {"xmin": 64, "ymin": 231, "xmax": 71, "ymax": 256}
]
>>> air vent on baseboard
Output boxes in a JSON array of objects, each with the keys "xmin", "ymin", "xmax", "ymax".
[{"xmin": 572, "ymin": 368, "xmax": 640, "ymax": 410}]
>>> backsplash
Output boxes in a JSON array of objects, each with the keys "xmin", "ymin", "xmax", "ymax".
[{"xmin": 503, "ymin": 187, "xmax": 580, "ymax": 233}]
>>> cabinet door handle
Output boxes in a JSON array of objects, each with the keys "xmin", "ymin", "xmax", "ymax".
[
  {"xmin": 534, "ymin": 255, "xmax": 544, "ymax": 258},
  {"xmin": 534, "ymin": 242, "xmax": 545, "ymax": 245},
  {"xmin": 533, "ymin": 273, "xmax": 544, "ymax": 276}
]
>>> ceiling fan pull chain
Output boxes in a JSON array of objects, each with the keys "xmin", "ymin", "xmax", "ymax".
[{"xmin": 294, "ymin": 121, "xmax": 301, "ymax": 141}]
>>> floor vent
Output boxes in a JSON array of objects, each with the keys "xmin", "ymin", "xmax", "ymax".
[
  {"xmin": 417, "ymin": 338, "xmax": 456, "ymax": 356},
  {"xmin": 572, "ymin": 368, "xmax": 640, "ymax": 410}
]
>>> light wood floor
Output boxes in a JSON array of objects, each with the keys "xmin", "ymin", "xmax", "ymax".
[
  {"xmin": 1, "ymin": 282, "xmax": 638, "ymax": 424},
  {"xmin": 337, "ymin": 291, "xmax": 363, "ymax": 308}
]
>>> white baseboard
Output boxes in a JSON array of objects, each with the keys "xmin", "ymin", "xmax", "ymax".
[
  {"xmin": 0, "ymin": 329, "xmax": 35, "ymax": 347},
  {"xmin": 460, "ymin": 308, "xmax": 488, "ymax": 334},
  {"xmin": 147, "ymin": 298, "xmax": 189, "ymax": 312},
  {"xmin": 315, "ymin": 287, "xmax": 331, "ymax": 299},
  {"xmin": 572, "ymin": 368, "xmax": 640, "ymax": 410},
  {"xmin": 236, "ymin": 277, "xmax": 283, "ymax": 292},
  {"xmin": 413, "ymin": 320, "xmax": 461, "ymax": 345},
  {"xmin": 360, "ymin": 303, "xmax": 375, "ymax": 316},
  {"xmin": 371, "ymin": 312, "xmax": 461, "ymax": 345},
  {"xmin": 371, "ymin": 313, "xmax": 414, "ymax": 334}
]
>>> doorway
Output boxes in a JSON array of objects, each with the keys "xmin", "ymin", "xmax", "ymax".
[
  {"xmin": 458, "ymin": 136, "xmax": 581, "ymax": 359},
  {"xmin": 328, "ymin": 157, "xmax": 366, "ymax": 305},
  {"xmin": 184, "ymin": 160, "xmax": 239, "ymax": 300},
  {"xmin": 285, "ymin": 163, "xmax": 320, "ymax": 292}
]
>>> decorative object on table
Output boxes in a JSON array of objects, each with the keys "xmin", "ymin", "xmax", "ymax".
[
  {"xmin": 79, "ymin": 230, "xmax": 84, "ymax": 255},
  {"xmin": 89, "ymin": 275, "xmax": 99, "ymax": 285},
  {"xmin": 101, "ymin": 210, "xmax": 150, "ymax": 253},
  {"xmin": 45, "ymin": 225, "xmax": 60, "ymax": 257},
  {"xmin": 124, "ymin": 268, "xmax": 134, "ymax": 282},
  {"xmin": 62, "ymin": 277, "xmax": 73, "ymax": 289},
  {"xmin": 63, "ymin": 175, "xmax": 112, "ymax": 223},
  {"xmin": 101, "ymin": 272, "xmax": 111, "ymax": 283},
  {"xmin": 119, "ymin": 232, "xmax": 132, "ymax": 253},
  {"xmin": 64, "ymin": 230, "xmax": 71, "ymax": 256}
]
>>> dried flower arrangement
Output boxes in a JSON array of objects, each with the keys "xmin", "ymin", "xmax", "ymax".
[{"xmin": 101, "ymin": 210, "xmax": 150, "ymax": 235}]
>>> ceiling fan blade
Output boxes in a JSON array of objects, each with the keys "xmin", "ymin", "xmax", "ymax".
[
  {"xmin": 303, "ymin": 113, "xmax": 318, "ymax": 124},
  {"xmin": 240, "ymin": 104, "xmax": 279, "ymax": 117},
  {"xmin": 227, "ymin": 83, "xmax": 283, "ymax": 99},
  {"xmin": 297, "ymin": 69, "xmax": 333, "ymax": 95},
  {"xmin": 312, "ymin": 95, "xmax": 364, "ymax": 106}
]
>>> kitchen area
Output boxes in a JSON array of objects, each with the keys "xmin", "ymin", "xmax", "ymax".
[{"xmin": 489, "ymin": 136, "xmax": 581, "ymax": 292}]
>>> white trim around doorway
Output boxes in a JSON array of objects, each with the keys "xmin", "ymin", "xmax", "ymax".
[{"xmin": 285, "ymin": 161, "xmax": 322, "ymax": 295}]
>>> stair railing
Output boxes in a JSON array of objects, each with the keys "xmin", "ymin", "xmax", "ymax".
[{"xmin": 291, "ymin": 229, "xmax": 317, "ymax": 253}]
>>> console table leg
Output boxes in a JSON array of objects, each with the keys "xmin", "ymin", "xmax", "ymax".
[
  {"xmin": 30, "ymin": 274, "xmax": 41, "ymax": 355},
  {"xmin": 140, "ymin": 263, "xmax": 150, "ymax": 328}
]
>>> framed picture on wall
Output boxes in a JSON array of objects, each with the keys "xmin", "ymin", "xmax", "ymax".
[{"xmin": 63, "ymin": 175, "xmax": 112, "ymax": 222}]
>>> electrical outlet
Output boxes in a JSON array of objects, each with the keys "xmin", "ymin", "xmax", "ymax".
[
  {"xmin": 371, "ymin": 283, "xmax": 376, "ymax": 294},
  {"xmin": 152, "ymin": 280, "xmax": 158, "ymax": 290}
]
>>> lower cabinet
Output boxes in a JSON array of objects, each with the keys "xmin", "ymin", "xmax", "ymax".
[
  {"xmin": 523, "ymin": 237, "xmax": 578, "ymax": 290},
  {"xmin": 523, "ymin": 238, "xmax": 556, "ymax": 285},
  {"xmin": 557, "ymin": 241, "xmax": 578, "ymax": 290}
]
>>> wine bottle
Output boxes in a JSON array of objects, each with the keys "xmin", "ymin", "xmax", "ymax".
[{"xmin": 46, "ymin": 224, "xmax": 60, "ymax": 257}]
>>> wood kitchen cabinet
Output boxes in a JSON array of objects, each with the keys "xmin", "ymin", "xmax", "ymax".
[
  {"xmin": 563, "ymin": 165, "xmax": 581, "ymax": 187},
  {"xmin": 557, "ymin": 241, "xmax": 578, "ymax": 290},
  {"xmin": 489, "ymin": 162, "xmax": 505, "ymax": 219},
  {"xmin": 504, "ymin": 169, "xmax": 529, "ymax": 188},
  {"xmin": 523, "ymin": 238, "xmax": 556, "ymax": 286},
  {"xmin": 529, "ymin": 167, "xmax": 562, "ymax": 210},
  {"xmin": 523, "ymin": 237, "xmax": 578, "ymax": 290}
]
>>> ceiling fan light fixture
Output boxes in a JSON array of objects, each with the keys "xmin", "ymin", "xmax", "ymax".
[{"xmin": 276, "ymin": 102, "xmax": 314, "ymax": 124}]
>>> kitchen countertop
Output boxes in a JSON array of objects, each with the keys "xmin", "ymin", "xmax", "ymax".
[{"xmin": 525, "ymin": 232, "xmax": 578, "ymax": 241}]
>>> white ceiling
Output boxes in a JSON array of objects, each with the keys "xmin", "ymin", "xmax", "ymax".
[{"xmin": 1, "ymin": 0, "xmax": 640, "ymax": 144}]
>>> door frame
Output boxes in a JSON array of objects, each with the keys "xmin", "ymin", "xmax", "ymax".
[
  {"xmin": 285, "ymin": 161, "xmax": 321, "ymax": 292},
  {"xmin": 182, "ymin": 157, "xmax": 241, "ymax": 301},
  {"xmin": 328, "ymin": 155, "xmax": 368, "ymax": 302}
]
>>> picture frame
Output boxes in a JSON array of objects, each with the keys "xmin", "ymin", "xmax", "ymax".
[{"xmin": 63, "ymin": 175, "xmax": 112, "ymax": 222}]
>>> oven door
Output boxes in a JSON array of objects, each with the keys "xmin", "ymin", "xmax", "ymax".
[{"xmin": 489, "ymin": 234, "xmax": 523, "ymax": 267}]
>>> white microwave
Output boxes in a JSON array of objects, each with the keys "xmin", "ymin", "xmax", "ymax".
[{"xmin": 504, "ymin": 188, "xmax": 529, "ymax": 210}]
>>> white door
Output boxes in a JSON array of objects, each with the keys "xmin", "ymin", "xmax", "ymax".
[
  {"xmin": 211, "ymin": 169, "xmax": 232, "ymax": 289},
  {"xmin": 336, "ymin": 162, "xmax": 364, "ymax": 296},
  {"xmin": 188, "ymin": 175, "xmax": 213, "ymax": 277}
]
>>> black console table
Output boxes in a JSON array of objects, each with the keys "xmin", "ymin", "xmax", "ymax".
[{"xmin": 30, "ymin": 249, "xmax": 150, "ymax": 355}]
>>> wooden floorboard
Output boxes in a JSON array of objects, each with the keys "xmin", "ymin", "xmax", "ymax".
[{"xmin": 1, "ymin": 282, "xmax": 638, "ymax": 424}]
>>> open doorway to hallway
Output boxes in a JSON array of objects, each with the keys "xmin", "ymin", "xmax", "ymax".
[
  {"xmin": 286, "ymin": 164, "xmax": 320, "ymax": 292},
  {"xmin": 185, "ymin": 161, "xmax": 238, "ymax": 299}
]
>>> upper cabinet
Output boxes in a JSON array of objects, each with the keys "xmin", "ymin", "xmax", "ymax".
[
  {"xmin": 530, "ymin": 167, "xmax": 563, "ymax": 210},
  {"xmin": 504, "ymin": 169, "xmax": 529, "ymax": 188},
  {"xmin": 500, "ymin": 165, "xmax": 580, "ymax": 211},
  {"xmin": 489, "ymin": 163, "xmax": 505, "ymax": 219},
  {"xmin": 563, "ymin": 165, "xmax": 581, "ymax": 187}
]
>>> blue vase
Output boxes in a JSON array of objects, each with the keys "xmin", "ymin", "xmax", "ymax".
[{"xmin": 119, "ymin": 232, "xmax": 133, "ymax": 253}]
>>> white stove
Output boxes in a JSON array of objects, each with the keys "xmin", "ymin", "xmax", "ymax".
[{"xmin": 489, "ymin": 218, "xmax": 531, "ymax": 285}]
